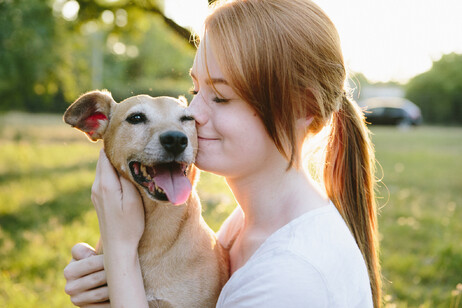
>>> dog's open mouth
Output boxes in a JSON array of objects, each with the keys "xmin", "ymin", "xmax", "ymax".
[{"xmin": 129, "ymin": 161, "xmax": 192, "ymax": 205}]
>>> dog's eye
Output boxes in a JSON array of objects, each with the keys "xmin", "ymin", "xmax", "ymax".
[
  {"xmin": 180, "ymin": 115, "xmax": 195, "ymax": 122},
  {"xmin": 126, "ymin": 113, "xmax": 147, "ymax": 124}
]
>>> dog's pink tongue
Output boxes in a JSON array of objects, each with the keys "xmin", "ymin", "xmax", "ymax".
[{"xmin": 153, "ymin": 164, "xmax": 192, "ymax": 205}]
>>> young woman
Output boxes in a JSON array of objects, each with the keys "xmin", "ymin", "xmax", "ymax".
[{"xmin": 64, "ymin": 0, "xmax": 381, "ymax": 307}]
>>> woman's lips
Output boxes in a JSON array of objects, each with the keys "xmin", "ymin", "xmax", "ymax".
[{"xmin": 198, "ymin": 136, "xmax": 219, "ymax": 141}]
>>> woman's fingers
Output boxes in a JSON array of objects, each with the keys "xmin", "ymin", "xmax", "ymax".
[
  {"xmin": 92, "ymin": 150, "xmax": 121, "ymax": 212},
  {"xmin": 64, "ymin": 254, "xmax": 105, "ymax": 282},
  {"xmin": 64, "ymin": 248, "xmax": 108, "ymax": 307},
  {"xmin": 95, "ymin": 149, "xmax": 120, "ymax": 192},
  {"xmin": 117, "ymin": 175, "xmax": 145, "ymax": 243},
  {"xmin": 119, "ymin": 175, "xmax": 143, "ymax": 211},
  {"xmin": 69, "ymin": 285, "xmax": 109, "ymax": 307},
  {"xmin": 65, "ymin": 269, "xmax": 107, "ymax": 296},
  {"xmin": 81, "ymin": 303, "xmax": 111, "ymax": 308},
  {"xmin": 91, "ymin": 149, "xmax": 124, "ymax": 237},
  {"xmin": 71, "ymin": 243, "xmax": 96, "ymax": 261}
]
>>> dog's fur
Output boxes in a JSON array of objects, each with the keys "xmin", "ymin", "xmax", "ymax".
[{"xmin": 64, "ymin": 90, "xmax": 229, "ymax": 308}]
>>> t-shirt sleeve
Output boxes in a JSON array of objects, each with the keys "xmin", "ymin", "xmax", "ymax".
[{"xmin": 218, "ymin": 250, "xmax": 330, "ymax": 308}]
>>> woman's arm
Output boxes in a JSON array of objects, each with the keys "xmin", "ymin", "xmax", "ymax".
[
  {"xmin": 90, "ymin": 150, "xmax": 148, "ymax": 308},
  {"xmin": 102, "ymin": 241, "xmax": 147, "ymax": 308}
]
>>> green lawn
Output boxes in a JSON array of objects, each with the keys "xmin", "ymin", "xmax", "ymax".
[
  {"xmin": 0, "ymin": 112, "xmax": 461, "ymax": 307},
  {"xmin": 372, "ymin": 126, "xmax": 462, "ymax": 307}
]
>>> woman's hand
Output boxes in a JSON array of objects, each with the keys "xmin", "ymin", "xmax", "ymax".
[
  {"xmin": 87, "ymin": 150, "xmax": 148, "ymax": 307},
  {"xmin": 91, "ymin": 149, "xmax": 145, "ymax": 251},
  {"xmin": 64, "ymin": 243, "xmax": 109, "ymax": 307}
]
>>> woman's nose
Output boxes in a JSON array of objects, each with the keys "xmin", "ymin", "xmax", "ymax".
[{"xmin": 187, "ymin": 94, "xmax": 209, "ymax": 126}]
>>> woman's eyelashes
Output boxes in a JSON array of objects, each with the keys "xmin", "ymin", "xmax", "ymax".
[
  {"xmin": 189, "ymin": 88, "xmax": 229, "ymax": 103},
  {"xmin": 212, "ymin": 97, "xmax": 229, "ymax": 103}
]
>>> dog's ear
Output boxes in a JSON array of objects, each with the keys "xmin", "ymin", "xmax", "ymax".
[
  {"xmin": 64, "ymin": 90, "xmax": 116, "ymax": 141},
  {"xmin": 178, "ymin": 95, "xmax": 188, "ymax": 107}
]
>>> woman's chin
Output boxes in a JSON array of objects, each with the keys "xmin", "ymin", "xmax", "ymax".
[
  {"xmin": 194, "ymin": 156, "xmax": 213, "ymax": 172},
  {"xmin": 194, "ymin": 157, "xmax": 227, "ymax": 176}
]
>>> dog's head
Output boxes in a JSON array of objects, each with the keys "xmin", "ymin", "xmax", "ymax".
[{"xmin": 64, "ymin": 90, "xmax": 198, "ymax": 206}]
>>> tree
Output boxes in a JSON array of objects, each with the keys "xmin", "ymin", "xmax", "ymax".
[
  {"xmin": 0, "ymin": 0, "xmax": 60, "ymax": 112},
  {"xmin": 0, "ymin": 0, "xmax": 197, "ymax": 113},
  {"xmin": 75, "ymin": 0, "xmax": 197, "ymax": 47},
  {"xmin": 406, "ymin": 53, "xmax": 462, "ymax": 124}
]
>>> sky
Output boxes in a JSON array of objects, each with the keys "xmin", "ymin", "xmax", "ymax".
[{"xmin": 165, "ymin": 0, "xmax": 462, "ymax": 83}]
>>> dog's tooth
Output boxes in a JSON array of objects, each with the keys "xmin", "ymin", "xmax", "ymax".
[
  {"xmin": 154, "ymin": 182, "xmax": 164, "ymax": 194},
  {"xmin": 140, "ymin": 165, "xmax": 149, "ymax": 178}
]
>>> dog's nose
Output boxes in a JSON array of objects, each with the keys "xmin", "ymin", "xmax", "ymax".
[{"xmin": 160, "ymin": 131, "xmax": 188, "ymax": 156}]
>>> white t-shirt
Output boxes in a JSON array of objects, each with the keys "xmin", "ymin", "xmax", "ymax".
[{"xmin": 216, "ymin": 203, "xmax": 373, "ymax": 307}]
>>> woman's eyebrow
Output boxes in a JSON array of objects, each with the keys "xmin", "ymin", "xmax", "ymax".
[
  {"xmin": 206, "ymin": 78, "xmax": 228, "ymax": 85},
  {"xmin": 189, "ymin": 70, "xmax": 228, "ymax": 86}
]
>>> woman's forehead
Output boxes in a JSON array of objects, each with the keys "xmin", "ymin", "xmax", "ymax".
[{"xmin": 190, "ymin": 41, "xmax": 224, "ymax": 81}]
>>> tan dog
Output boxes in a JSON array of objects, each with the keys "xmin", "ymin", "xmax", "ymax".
[{"xmin": 64, "ymin": 90, "xmax": 229, "ymax": 308}]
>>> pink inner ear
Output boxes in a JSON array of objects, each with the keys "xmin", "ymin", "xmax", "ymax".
[{"xmin": 85, "ymin": 112, "xmax": 107, "ymax": 130}]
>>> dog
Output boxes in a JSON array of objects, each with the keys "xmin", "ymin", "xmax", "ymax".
[{"xmin": 64, "ymin": 90, "xmax": 229, "ymax": 307}]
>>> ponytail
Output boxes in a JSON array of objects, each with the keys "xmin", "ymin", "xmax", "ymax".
[{"xmin": 324, "ymin": 95, "xmax": 382, "ymax": 307}]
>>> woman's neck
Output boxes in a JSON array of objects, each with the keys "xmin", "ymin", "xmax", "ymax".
[{"xmin": 225, "ymin": 159, "xmax": 329, "ymax": 235}]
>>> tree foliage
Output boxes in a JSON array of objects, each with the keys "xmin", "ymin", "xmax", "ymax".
[
  {"xmin": 0, "ymin": 0, "xmax": 196, "ymax": 113},
  {"xmin": 0, "ymin": 0, "xmax": 59, "ymax": 111},
  {"xmin": 406, "ymin": 53, "xmax": 462, "ymax": 124}
]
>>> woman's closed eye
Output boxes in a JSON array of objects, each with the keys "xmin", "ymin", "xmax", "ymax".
[
  {"xmin": 189, "ymin": 88, "xmax": 229, "ymax": 104},
  {"xmin": 212, "ymin": 96, "xmax": 229, "ymax": 103}
]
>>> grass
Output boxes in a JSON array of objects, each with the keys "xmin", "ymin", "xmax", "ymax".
[
  {"xmin": 0, "ymin": 112, "xmax": 461, "ymax": 307},
  {"xmin": 372, "ymin": 126, "xmax": 462, "ymax": 307}
]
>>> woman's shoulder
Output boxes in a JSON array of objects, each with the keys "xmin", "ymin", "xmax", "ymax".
[
  {"xmin": 217, "ymin": 205, "xmax": 244, "ymax": 250},
  {"xmin": 286, "ymin": 204, "xmax": 373, "ymax": 306},
  {"xmin": 285, "ymin": 204, "xmax": 370, "ymax": 280},
  {"xmin": 249, "ymin": 204, "xmax": 355, "ymax": 259},
  {"xmin": 288, "ymin": 203, "xmax": 361, "ymax": 254}
]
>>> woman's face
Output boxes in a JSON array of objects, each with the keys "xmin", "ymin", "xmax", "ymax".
[{"xmin": 187, "ymin": 40, "xmax": 281, "ymax": 179}]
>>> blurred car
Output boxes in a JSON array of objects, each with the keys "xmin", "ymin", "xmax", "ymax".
[{"xmin": 360, "ymin": 97, "xmax": 422, "ymax": 126}]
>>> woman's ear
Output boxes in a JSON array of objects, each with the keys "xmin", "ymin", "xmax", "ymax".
[
  {"xmin": 295, "ymin": 116, "xmax": 314, "ymax": 146},
  {"xmin": 296, "ymin": 116, "xmax": 314, "ymax": 130}
]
